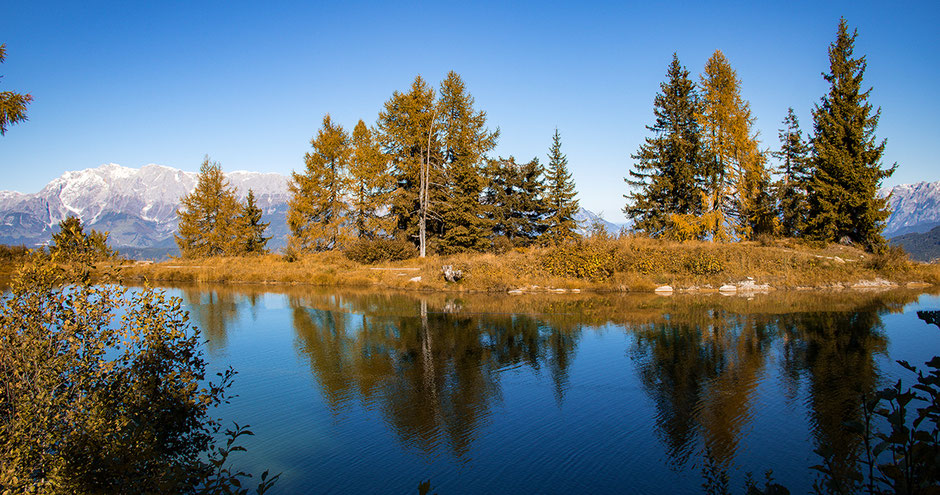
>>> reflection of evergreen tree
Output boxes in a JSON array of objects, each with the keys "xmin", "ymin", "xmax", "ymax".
[
  {"xmin": 182, "ymin": 288, "xmax": 240, "ymax": 353},
  {"xmin": 285, "ymin": 292, "xmax": 581, "ymax": 460},
  {"xmin": 777, "ymin": 309, "xmax": 887, "ymax": 491},
  {"xmin": 630, "ymin": 312, "xmax": 773, "ymax": 468}
]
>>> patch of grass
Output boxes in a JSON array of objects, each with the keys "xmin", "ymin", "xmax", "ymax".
[{"xmin": 113, "ymin": 236, "xmax": 940, "ymax": 293}]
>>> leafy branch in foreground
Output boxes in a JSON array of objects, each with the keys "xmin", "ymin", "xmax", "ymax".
[{"xmin": 0, "ymin": 253, "xmax": 277, "ymax": 493}]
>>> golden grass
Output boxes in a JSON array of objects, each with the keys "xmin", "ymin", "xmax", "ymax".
[{"xmin": 112, "ymin": 236, "xmax": 940, "ymax": 293}]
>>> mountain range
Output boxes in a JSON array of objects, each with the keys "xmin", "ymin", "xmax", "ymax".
[
  {"xmin": 0, "ymin": 163, "xmax": 629, "ymax": 258},
  {"xmin": 1, "ymin": 164, "xmax": 936, "ymax": 259}
]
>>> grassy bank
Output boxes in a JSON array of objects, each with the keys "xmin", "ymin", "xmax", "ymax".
[{"xmin": 113, "ymin": 237, "xmax": 940, "ymax": 293}]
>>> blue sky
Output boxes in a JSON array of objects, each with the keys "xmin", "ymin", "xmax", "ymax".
[{"xmin": 1, "ymin": 1, "xmax": 937, "ymax": 219}]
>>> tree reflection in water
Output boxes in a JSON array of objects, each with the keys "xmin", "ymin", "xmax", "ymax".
[{"xmin": 166, "ymin": 284, "xmax": 927, "ymax": 488}]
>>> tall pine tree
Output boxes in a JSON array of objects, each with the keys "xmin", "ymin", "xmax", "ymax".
[
  {"xmin": 438, "ymin": 71, "xmax": 499, "ymax": 254},
  {"xmin": 176, "ymin": 157, "xmax": 243, "ymax": 258},
  {"xmin": 240, "ymin": 189, "xmax": 270, "ymax": 254},
  {"xmin": 287, "ymin": 114, "xmax": 351, "ymax": 252},
  {"xmin": 806, "ymin": 18, "xmax": 895, "ymax": 251},
  {"xmin": 772, "ymin": 108, "xmax": 811, "ymax": 238},
  {"xmin": 624, "ymin": 54, "xmax": 708, "ymax": 239},
  {"xmin": 349, "ymin": 119, "xmax": 394, "ymax": 239},
  {"xmin": 543, "ymin": 129, "xmax": 580, "ymax": 244},
  {"xmin": 484, "ymin": 156, "xmax": 549, "ymax": 247},
  {"xmin": 376, "ymin": 76, "xmax": 442, "ymax": 253}
]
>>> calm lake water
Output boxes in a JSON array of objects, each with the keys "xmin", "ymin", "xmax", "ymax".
[{"xmin": 162, "ymin": 285, "xmax": 940, "ymax": 494}]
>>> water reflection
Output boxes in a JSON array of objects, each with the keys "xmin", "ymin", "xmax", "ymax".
[
  {"xmin": 167, "ymin": 284, "xmax": 931, "ymax": 489},
  {"xmin": 284, "ymin": 292, "xmax": 581, "ymax": 459}
]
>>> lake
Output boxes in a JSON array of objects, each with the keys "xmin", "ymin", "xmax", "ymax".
[{"xmin": 162, "ymin": 285, "xmax": 940, "ymax": 494}]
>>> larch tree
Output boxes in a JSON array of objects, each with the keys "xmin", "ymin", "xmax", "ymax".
[
  {"xmin": 287, "ymin": 114, "xmax": 351, "ymax": 252},
  {"xmin": 0, "ymin": 43, "xmax": 32, "ymax": 135},
  {"xmin": 240, "ymin": 189, "xmax": 270, "ymax": 254},
  {"xmin": 699, "ymin": 50, "xmax": 774, "ymax": 240},
  {"xmin": 376, "ymin": 76, "xmax": 442, "ymax": 256},
  {"xmin": 543, "ymin": 129, "xmax": 580, "ymax": 244},
  {"xmin": 624, "ymin": 54, "xmax": 709, "ymax": 240},
  {"xmin": 348, "ymin": 119, "xmax": 394, "ymax": 239},
  {"xmin": 484, "ymin": 156, "xmax": 549, "ymax": 247},
  {"xmin": 176, "ymin": 157, "xmax": 243, "ymax": 258},
  {"xmin": 437, "ymin": 71, "xmax": 499, "ymax": 254},
  {"xmin": 772, "ymin": 108, "xmax": 812, "ymax": 238},
  {"xmin": 806, "ymin": 18, "xmax": 895, "ymax": 251}
]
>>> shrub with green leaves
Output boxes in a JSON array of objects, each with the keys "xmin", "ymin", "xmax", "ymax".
[{"xmin": 0, "ymin": 254, "xmax": 276, "ymax": 493}]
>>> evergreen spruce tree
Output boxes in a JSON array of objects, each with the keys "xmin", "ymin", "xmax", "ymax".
[
  {"xmin": 176, "ymin": 157, "xmax": 243, "ymax": 258},
  {"xmin": 484, "ymin": 156, "xmax": 549, "ymax": 246},
  {"xmin": 624, "ymin": 54, "xmax": 708, "ymax": 239},
  {"xmin": 437, "ymin": 71, "xmax": 499, "ymax": 254},
  {"xmin": 806, "ymin": 18, "xmax": 895, "ymax": 250},
  {"xmin": 240, "ymin": 189, "xmax": 270, "ymax": 254},
  {"xmin": 544, "ymin": 129, "xmax": 580, "ymax": 244},
  {"xmin": 287, "ymin": 114, "xmax": 351, "ymax": 252},
  {"xmin": 772, "ymin": 108, "xmax": 811, "ymax": 237},
  {"xmin": 699, "ymin": 50, "xmax": 774, "ymax": 240},
  {"xmin": 0, "ymin": 44, "xmax": 32, "ymax": 135},
  {"xmin": 376, "ymin": 76, "xmax": 442, "ymax": 252},
  {"xmin": 348, "ymin": 120, "xmax": 394, "ymax": 239}
]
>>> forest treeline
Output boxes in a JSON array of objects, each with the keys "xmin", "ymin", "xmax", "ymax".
[
  {"xmin": 177, "ymin": 74, "xmax": 581, "ymax": 260},
  {"xmin": 626, "ymin": 17, "xmax": 894, "ymax": 252},
  {"xmin": 175, "ymin": 17, "xmax": 897, "ymax": 261}
]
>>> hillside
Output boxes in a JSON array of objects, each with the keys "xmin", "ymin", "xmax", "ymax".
[{"xmin": 891, "ymin": 225, "xmax": 940, "ymax": 262}]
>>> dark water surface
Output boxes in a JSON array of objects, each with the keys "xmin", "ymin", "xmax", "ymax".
[{"xmin": 163, "ymin": 285, "xmax": 940, "ymax": 494}]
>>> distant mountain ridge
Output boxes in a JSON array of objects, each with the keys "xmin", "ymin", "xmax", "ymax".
[
  {"xmin": 0, "ymin": 163, "xmax": 628, "ymax": 258},
  {"xmin": 882, "ymin": 181, "xmax": 940, "ymax": 237},
  {"xmin": 890, "ymin": 225, "xmax": 940, "ymax": 262},
  {"xmin": 0, "ymin": 164, "xmax": 290, "ymax": 255}
]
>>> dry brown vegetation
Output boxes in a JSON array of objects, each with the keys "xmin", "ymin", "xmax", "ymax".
[{"xmin": 113, "ymin": 236, "xmax": 940, "ymax": 293}]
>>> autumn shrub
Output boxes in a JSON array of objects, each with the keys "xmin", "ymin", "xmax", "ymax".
[
  {"xmin": 684, "ymin": 250, "xmax": 724, "ymax": 275},
  {"xmin": 0, "ymin": 254, "xmax": 276, "ymax": 493},
  {"xmin": 865, "ymin": 244, "xmax": 910, "ymax": 272},
  {"xmin": 541, "ymin": 240, "xmax": 615, "ymax": 279},
  {"xmin": 344, "ymin": 238, "xmax": 418, "ymax": 264}
]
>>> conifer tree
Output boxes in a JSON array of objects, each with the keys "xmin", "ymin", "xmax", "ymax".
[
  {"xmin": 699, "ymin": 50, "xmax": 774, "ymax": 240},
  {"xmin": 240, "ymin": 189, "xmax": 270, "ymax": 254},
  {"xmin": 50, "ymin": 216, "xmax": 116, "ymax": 261},
  {"xmin": 349, "ymin": 120, "xmax": 394, "ymax": 239},
  {"xmin": 176, "ymin": 157, "xmax": 243, "ymax": 258},
  {"xmin": 624, "ymin": 54, "xmax": 708, "ymax": 239},
  {"xmin": 0, "ymin": 44, "xmax": 32, "ymax": 135},
  {"xmin": 772, "ymin": 108, "xmax": 811, "ymax": 237},
  {"xmin": 484, "ymin": 156, "xmax": 549, "ymax": 246},
  {"xmin": 807, "ymin": 18, "xmax": 895, "ymax": 250},
  {"xmin": 287, "ymin": 114, "xmax": 351, "ymax": 252},
  {"xmin": 543, "ymin": 129, "xmax": 580, "ymax": 244},
  {"xmin": 437, "ymin": 71, "xmax": 499, "ymax": 254},
  {"xmin": 376, "ymin": 76, "xmax": 442, "ymax": 254}
]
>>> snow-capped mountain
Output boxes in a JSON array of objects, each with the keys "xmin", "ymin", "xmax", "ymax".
[
  {"xmin": 882, "ymin": 181, "xmax": 940, "ymax": 237},
  {"xmin": 5, "ymin": 163, "xmax": 930, "ymax": 257},
  {"xmin": 574, "ymin": 207, "xmax": 627, "ymax": 235},
  {"xmin": 0, "ymin": 163, "xmax": 290, "ymax": 251}
]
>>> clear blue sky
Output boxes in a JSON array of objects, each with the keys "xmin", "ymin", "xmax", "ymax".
[{"xmin": 1, "ymin": 0, "xmax": 937, "ymax": 220}]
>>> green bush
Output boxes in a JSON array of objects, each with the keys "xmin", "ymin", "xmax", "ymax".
[
  {"xmin": 0, "ymin": 255, "xmax": 276, "ymax": 493},
  {"xmin": 344, "ymin": 238, "xmax": 418, "ymax": 264}
]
